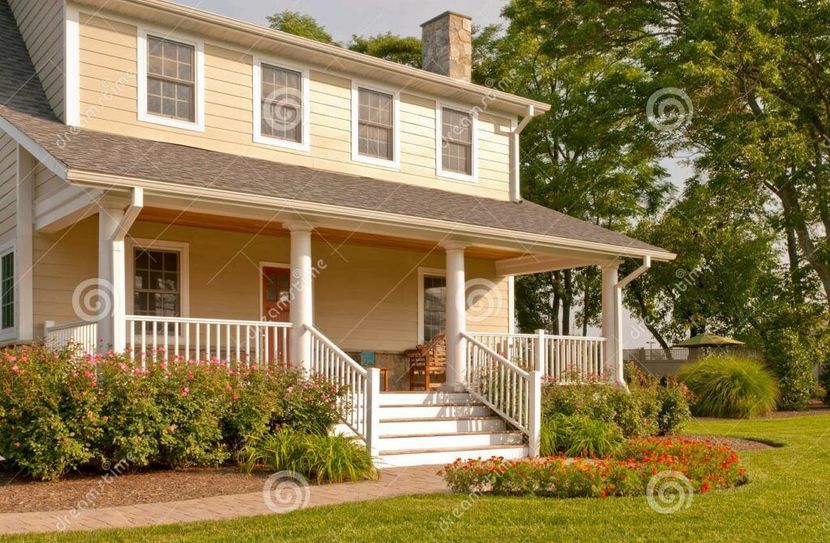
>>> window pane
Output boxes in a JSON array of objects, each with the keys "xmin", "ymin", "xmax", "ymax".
[
  {"xmin": 357, "ymin": 88, "xmax": 394, "ymax": 160},
  {"xmin": 441, "ymin": 108, "xmax": 473, "ymax": 175},
  {"xmin": 1, "ymin": 252, "xmax": 13, "ymax": 329},
  {"xmin": 134, "ymin": 248, "xmax": 180, "ymax": 318},
  {"xmin": 146, "ymin": 36, "xmax": 196, "ymax": 122},
  {"xmin": 423, "ymin": 275, "xmax": 446, "ymax": 343},
  {"xmin": 260, "ymin": 64, "xmax": 303, "ymax": 143}
]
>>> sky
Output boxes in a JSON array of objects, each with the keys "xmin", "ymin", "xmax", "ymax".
[
  {"xmin": 174, "ymin": 0, "xmax": 694, "ymax": 348},
  {"xmin": 174, "ymin": 0, "xmax": 506, "ymax": 43}
]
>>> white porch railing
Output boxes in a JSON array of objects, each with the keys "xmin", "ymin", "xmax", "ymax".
[
  {"xmin": 306, "ymin": 324, "xmax": 379, "ymax": 454},
  {"xmin": 44, "ymin": 320, "xmax": 99, "ymax": 354},
  {"xmin": 467, "ymin": 331, "xmax": 607, "ymax": 383},
  {"xmin": 125, "ymin": 316, "xmax": 291, "ymax": 366},
  {"xmin": 462, "ymin": 332, "xmax": 542, "ymax": 455}
]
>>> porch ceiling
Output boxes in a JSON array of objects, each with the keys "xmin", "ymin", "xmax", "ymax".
[{"xmin": 137, "ymin": 207, "xmax": 528, "ymax": 261}]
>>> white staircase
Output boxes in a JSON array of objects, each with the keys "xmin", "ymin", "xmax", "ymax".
[{"xmin": 375, "ymin": 391, "xmax": 528, "ymax": 467}]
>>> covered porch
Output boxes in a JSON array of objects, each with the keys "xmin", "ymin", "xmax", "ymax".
[{"xmin": 41, "ymin": 188, "xmax": 634, "ymax": 391}]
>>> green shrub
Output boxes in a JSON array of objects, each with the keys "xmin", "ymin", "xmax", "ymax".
[
  {"xmin": 540, "ymin": 413, "xmax": 624, "ymax": 457},
  {"xmin": 0, "ymin": 346, "xmax": 346, "ymax": 480},
  {"xmin": 764, "ymin": 330, "xmax": 820, "ymax": 411},
  {"xmin": 677, "ymin": 355, "xmax": 780, "ymax": 418},
  {"xmin": 240, "ymin": 429, "xmax": 376, "ymax": 483},
  {"xmin": 542, "ymin": 382, "xmax": 655, "ymax": 438},
  {"xmin": 655, "ymin": 379, "xmax": 693, "ymax": 434},
  {"xmin": 820, "ymin": 359, "xmax": 830, "ymax": 406},
  {"xmin": 0, "ymin": 347, "xmax": 103, "ymax": 480}
]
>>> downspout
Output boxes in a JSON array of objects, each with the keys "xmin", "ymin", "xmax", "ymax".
[
  {"xmin": 614, "ymin": 256, "xmax": 652, "ymax": 386},
  {"xmin": 509, "ymin": 105, "xmax": 536, "ymax": 203}
]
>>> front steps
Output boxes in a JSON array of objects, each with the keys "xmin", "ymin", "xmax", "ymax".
[{"xmin": 376, "ymin": 391, "xmax": 527, "ymax": 467}]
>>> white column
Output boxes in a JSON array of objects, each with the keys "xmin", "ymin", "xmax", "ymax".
[
  {"xmin": 15, "ymin": 146, "xmax": 34, "ymax": 341},
  {"xmin": 443, "ymin": 241, "xmax": 467, "ymax": 390},
  {"xmin": 288, "ymin": 224, "xmax": 313, "ymax": 372},
  {"xmin": 601, "ymin": 261, "xmax": 623, "ymax": 386},
  {"xmin": 98, "ymin": 207, "xmax": 126, "ymax": 353}
]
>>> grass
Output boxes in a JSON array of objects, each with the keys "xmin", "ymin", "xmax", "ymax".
[{"xmin": 4, "ymin": 415, "xmax": 830, "ymax": 543}]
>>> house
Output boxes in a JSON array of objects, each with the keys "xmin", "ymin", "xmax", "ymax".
[{"xmin": 0, "ymin": 0, "xmax": 675, "ymax": 466}]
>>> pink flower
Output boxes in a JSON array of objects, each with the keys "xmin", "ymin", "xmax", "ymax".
[
  {"xmin": 169, "ymin": 424, "xmax": 177, "ymax": 432},
  {"xmin": 181, "ymin": 387, "xmax": 189, "ymax": 397},
  {"xmin": 14, "ymin": 442, "xmax": 20, "ymax": 448}
]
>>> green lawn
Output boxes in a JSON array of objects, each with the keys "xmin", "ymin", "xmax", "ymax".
[{"xmin": 5, "ymin": 415, "xmax": 830, "ymax": 543}]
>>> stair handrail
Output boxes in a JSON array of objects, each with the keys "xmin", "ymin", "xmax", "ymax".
[
  {"xmin": 462, "ymin": 331, "xmax": 542, "ymax": 456},
  {"xmin": 304, "ymin": 324, "xmax": 380, "ymax": 456}
]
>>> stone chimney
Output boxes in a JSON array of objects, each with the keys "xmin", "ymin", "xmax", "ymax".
[{"xmin": 421, "ymin": 11, "xmax": 472, "ymax": 83}]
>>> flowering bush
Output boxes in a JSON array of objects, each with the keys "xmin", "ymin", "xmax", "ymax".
[
  {"xmin": 0, "ymin": 345, "xmax": 345, "ymax": 480},
  {"xmin": 441, "ymin": 437, "xmax": 746, "ymax": 498}
]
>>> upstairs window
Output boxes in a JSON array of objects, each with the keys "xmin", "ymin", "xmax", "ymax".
[
  {"xmin": 353, "ymin": 85, "xmax": 398, "ymax": 166},
  {"xmin": 147, "ymin": 37, "xmax": 195, "ymax": 122},
  {"xmin": 138, "ymin": 29, "xmax": 204, "ymax": 131},
  {"xmin": 441, "ymin": 108, "xmax": 473, "ymax": 175},
  {"xmin": 254, "ymin": 59, "xmax": 309, "ymax": 150}
]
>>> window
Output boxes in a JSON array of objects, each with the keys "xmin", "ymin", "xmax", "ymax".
[
  {"xmin": 1, "ymin": 251, "xmax": 13, "ymax": 330},
  {"xmin": 133, "ymin": 248, "xmax": 181, "ymax": 317},
  {"xmin": 437, "ymin": 105, "xmax": 477, "ymax": 180},
  {"xmin": 353, "ymin": 84, "xmax": 398, "ymax": 166},
  {"xmin": 254, "ymin": 59, "xmax": 309, "ymax": 150},
  {"xmin": 138, "ymin": 29, "xmax": 204, "ymax": 131},
  {"xmin": 422, "ymin": 275, "xmax": 446, "ymax": 343},
  {"xmin": 441, "ymin": 108, "xmax": 473, "ymax": 175},
  {"xmin": 147, "ymin": 37, "xmax": 195, "ymax": 122}
]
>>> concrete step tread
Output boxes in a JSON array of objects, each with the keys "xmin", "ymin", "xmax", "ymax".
[
  {"xmin": 380, "ymin": 444, "xmax": 527, "ymax": 456},
  {"xmin": 379, "ymin": 430, "xmax": 522, "ymax": 439},
  {"xmin": 380, "ymin": 415, "xmax": 502, "ymax": 423}
]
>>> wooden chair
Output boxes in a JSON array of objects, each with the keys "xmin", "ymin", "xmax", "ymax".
[{"xmin": 404, "ymin": 333, "xmax": 447, "ymax": 391}]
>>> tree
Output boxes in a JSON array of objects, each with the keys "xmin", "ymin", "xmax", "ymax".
[
  {"xmin": 267, "ymin": 11, "xmax": 335, "ymax": 44},
  {"xmin": 484, "ymin": 0, "xmax": 672, "ymax": 334},
  {"xmin": 349, "ymin": 33, "xmax": 422, "ymax": 67}
]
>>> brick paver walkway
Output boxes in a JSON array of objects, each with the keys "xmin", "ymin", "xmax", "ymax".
[{"xmin": 0, "ymin": 465, "xmax": 447, "ymax": 535}]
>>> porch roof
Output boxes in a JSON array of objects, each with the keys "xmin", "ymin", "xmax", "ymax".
[{"xmin": 0, "ymin": 0, "xmax": 674, "ymax": 263}]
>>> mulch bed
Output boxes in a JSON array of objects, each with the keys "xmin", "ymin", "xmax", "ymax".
[
  {"xmin": 0, "ymin": 467, "xmax": 273, "ymax": 513},
  {"xmin": 683, "ymin": 435, "xmax": 776, "ymax": 452}
]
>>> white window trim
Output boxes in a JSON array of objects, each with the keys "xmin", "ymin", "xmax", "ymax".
[
  {"xmin": 435, "ymin": 101, "xmax": 479, "ymax": 182},
  {"xmin": 417, "ymin": 267, "xmax": 446, "ymax": 344},
  {"xmin": 0, "ymin": 241, "xmax": 16, "ymax": 341},
  {"xmin": 253, "ymin": 57, "xmax": 310, "ymax": 152},
  {"xmin": 351, "ymin": 81, "xmax": 401, "ymax": 169},
  {"xmin": 126, "ymin": 238, "xmax": 191, "ymax": 317},
  {"xmin": 137, "ymin": 27, "xmax": 205, "ymax": 132}
]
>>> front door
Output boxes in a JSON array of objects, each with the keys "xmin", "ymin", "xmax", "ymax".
[{"xmin": 262, "ymin": 266, "xmax": 291, "ymax": 366}]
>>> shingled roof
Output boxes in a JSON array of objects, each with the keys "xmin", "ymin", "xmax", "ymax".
[{"xmin": 0, "ymin": 0, "xmax": 673, "ymax": 259}]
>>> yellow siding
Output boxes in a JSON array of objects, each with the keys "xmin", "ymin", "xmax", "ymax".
[
  {"xmin": 8, "ymin": 0, "xmax": 65, "ymax": 120},
  {"xmin": 0, "ymin": 132, "xmax": 16, "ymax": 246},
  {"xmin": 77, "ymin": 11, "xmax": 513, "ymax": 200},
  {"xmin": 34, "ymin": 219, "xmax": 510, "ymax": 351}
]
